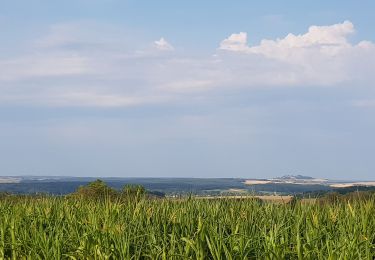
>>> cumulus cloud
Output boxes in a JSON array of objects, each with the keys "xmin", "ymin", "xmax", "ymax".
[
  {"xmin": 154, "ymin": 37, "xmax": 174, "ymax": 51},
  {"xmin": 219, "ymin": 32, "xmax": 248, "ymax": 52},
  {"xmin": 219, "ymin": 21, "xmax": 357, "ymax": 57},
  {"xmin": 0, "ymin": 21, "xmax": 374, "ymax": 108},
  {"xmin": 218, "ymin": 21, "xmax": 375, "ymax": 86}
]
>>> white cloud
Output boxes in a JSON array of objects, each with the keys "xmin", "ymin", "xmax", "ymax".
[
  {"xmin": 154, "ymin": 37, "xmax": 174, "ymax": 51},
  {"xmin": 0, "ymin": 21, "xmax": 374, "ymax": 108},
  {"xmin": 218, "ymin": 20, "xmax": 375, "ymax": 86},
  {"xmin": 219, "ymin": 21, "xmax": 356, "ymax": 58},
  {"xmin": 219, "ymin": 32, "xmax": 248, "ymax": 52}
]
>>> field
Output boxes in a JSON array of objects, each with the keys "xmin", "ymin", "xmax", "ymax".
[
  {"xmin": 330, "ymin": 182, "xmax": 375, "ymax": 188},
  {"xmin": 4, "ymin": 176, "xmax": 375, "ymax": 196},
  {"xmin": 0, "ymin": 195, "xmax": 374, "ymax": 259},
  {"xmin": 195, "ymin": 195, "xmax": 293, "ymax": 203}
]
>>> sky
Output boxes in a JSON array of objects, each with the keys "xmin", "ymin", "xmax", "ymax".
[{"xmin": 1, "ymin": 0, "xmax": 375, "ymax": 179}]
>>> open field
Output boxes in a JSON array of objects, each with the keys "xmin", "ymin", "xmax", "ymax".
[
  {"xmin": 330, "ymin": 182, "xmax": 375, "ymax": 188},
  {"xmin": 0, "ymin": 195, "xmax": 374, "ymax": 259},
  {"xmin": 0, "ymin": 177, "xmax": 20, "ymax": 184},
  {"xmin": 1, "ymin": 176, "xmax": 375, "ymax": 196},
  {"xmin": 195, "ymin": 195, "xmax": 293, "ymax": 203},
  {"xmin": 243, "ymin": 180, "xmax": 271, "ymax": 185}
]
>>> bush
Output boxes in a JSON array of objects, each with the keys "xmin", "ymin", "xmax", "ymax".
[
  {"xmin": 121, "ymin": 184, "xmax": 146, "ymax": 198},
  {"xmin": 71, "ymin": 179, "xmax": 118, "ymax": 199}
]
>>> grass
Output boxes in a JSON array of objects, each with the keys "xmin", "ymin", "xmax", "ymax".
[{"xmin": 0, "ymin": 195, "xmax": 374, "ymax": 259}]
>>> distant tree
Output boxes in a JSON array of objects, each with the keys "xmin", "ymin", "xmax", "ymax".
[
  {"xmin": 122, "ymin": 184, "xmax": 146, "ymax": 198},
  {"xmin": 72, "ymin": 179, "xmax": 118, "ymax": 199}
]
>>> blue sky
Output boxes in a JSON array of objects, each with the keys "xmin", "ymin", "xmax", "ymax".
[{"xmin": 1, "ymin": 0, "xmax": 375, "ymax": 179}]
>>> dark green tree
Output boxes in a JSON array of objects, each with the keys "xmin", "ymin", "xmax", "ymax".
[
  {"xmin": 122, "ymin": 184, "xmax": 146, "ymax": 198},
  {"xmin": 72, "ymin": 179, "xmax": 118, "ymax": 199}
]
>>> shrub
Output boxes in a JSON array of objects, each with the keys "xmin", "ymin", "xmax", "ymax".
[
  {"xmin": 71, "ymin": 179, "xmax": 118, "ymax": 199},
  {"xmin": 121, "ymin": 184, "xmax": 146, "ymax": 198}
]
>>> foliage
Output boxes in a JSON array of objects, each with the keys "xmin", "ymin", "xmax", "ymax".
[
  {"xmin": 317, "ymin": 190, "xmax": 375, "ymax": 204},
  {"xmin": 0, "ymin": 194, "xmax": 374, "ymax": 259},
  {"xmin": 70, "ymin": 180, "xmax": 157, "ymax": 200},
  {"xmin": 121, "ymin": 184, "xmax": 146, "ymax": 198},
  {"xmin": 72, "ymin": 179, "xmax": 118, "ymax": 199}
]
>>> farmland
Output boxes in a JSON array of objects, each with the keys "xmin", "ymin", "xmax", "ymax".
[
  {"xmin": 3, "ymin": 175, "xmax": 375, "ymax": 196},
  {"xmin": 0, "ymin": 193, "xmax": 374, "ymax": 259}
]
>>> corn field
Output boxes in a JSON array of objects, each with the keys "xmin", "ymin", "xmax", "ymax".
[{"xmin": 0, "ymin": 196, "xmax": 374, "ymax": 259}]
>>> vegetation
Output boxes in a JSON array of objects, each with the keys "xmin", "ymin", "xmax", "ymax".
[
  {"xmin": 299, "ymin": 186, "xmax": 375, "ymax": 199},
  {"xmin": 3, "ymin": 177, "xmax": 375, "ymax": 197},
  {"xmin": 72, "ymin": 179, "xmax": 118, "ymax": 199},
  {"xmin": 0, "ymin": 181, "xmax": 374, "ymax": 259},
  {"xmin": 122, "ymin": 184, "xmax": 146, "ymax": 198},
  {"xmin": 70, "ymin": 180, "xmax": 156, "ymax": 200},
  {"xmin": 0, "ymin": 178, "xmax": 249, "ymax": 196}
]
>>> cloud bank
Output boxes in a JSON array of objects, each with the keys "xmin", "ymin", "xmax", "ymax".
[
  {"xmin": 218, "ymin": 21, "xmax": 375, "ymax": 86},
  {"xmin": 0, "ymin": 21, "xmax": 374, "ymax": 107}
]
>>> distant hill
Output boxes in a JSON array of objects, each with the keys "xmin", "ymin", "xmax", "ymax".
[
  {"xmin": 0, "ymin": 176, "xmax": 374, "ymax": 196},
  {"xmin": 277, "ymin": 175, "xmax": 314, "ymax": 180}
]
